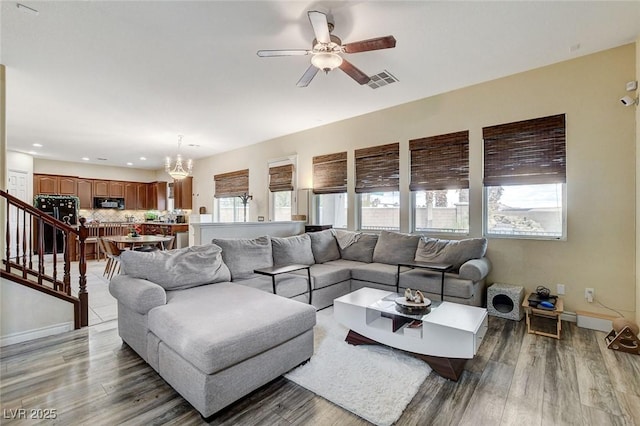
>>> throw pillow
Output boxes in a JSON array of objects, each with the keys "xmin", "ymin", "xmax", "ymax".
[
  {"xmin": 372, "ymin": 230, "xmax": 421, "ymax": 264},
  {"xmin": 212, "ymin": 236, "xmax": 273, "ymax": 280},
  {"xmin": 271, "ymin": 234, "xmax": 315, "ymax": 267},
  {"xmin": 414, "ymin": 237, "xmax": 488, "ymax": 270},
  {"xmin": 339, "ymin": 233, "xmax": 378, "ymax": 263},
  {"xmin": 120, "ymin": 244, "xmax": 231, "ymax": 291},
  {"xmin": 308, "ymin": 229, "xmax": 341, "ymax": 264}
]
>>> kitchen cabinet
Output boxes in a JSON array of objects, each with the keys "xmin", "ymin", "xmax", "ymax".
[
  {"xmin": 136, "ymin": 183, "xmax": 148, "ymax": 210},
  {"xmin": 76, "ymin": 179, "xmax": 93, "ymax": 209},
  {"xmin": 93, "ymin": 180, "xmax": 110, "ymax": 197},
  {"xmin": 147, "ymin": 182, "xmax": 167, "ymax": 211},
  {"xmin": 58, "ymin": 177, "xmax": 77, "ymax": 195},
  {"xmin": 34, "ymin": 174, "xmax": 166, "ymax": 211},
  {"xmin": 110, "ymin": 181, "xmax": 125, "ymax": 198},
  {"xmin": 173, "ymin": 177, "xmax": 193, "ymax": 210},
  {"xmin": 94, "ymin": 180, "xmax": 125, "ymax": 198},
  {"xmin": 140, "ymin": 223, "xmax": 188, "ymax": 236},
  {"xmin": 34, "ymin": 174, "xmax": 77, "ymax": 196},
  {"xmin": 124, "ymin": 183, "xmax": 137, "ymax": 210}
]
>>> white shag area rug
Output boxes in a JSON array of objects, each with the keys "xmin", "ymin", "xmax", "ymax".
[{"xmin": 285, "ymin": 308, "xmax": 431, "ymax": 426}]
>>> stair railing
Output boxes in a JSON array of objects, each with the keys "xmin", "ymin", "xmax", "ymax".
[{"xmin": 1, "ymin": 189, "xmax": 88, "ymax": 329}]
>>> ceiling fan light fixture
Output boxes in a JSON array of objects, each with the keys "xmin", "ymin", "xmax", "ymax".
[{"xmin": 311, "ymin": 52, "xmax": 343, "ymax": 73}]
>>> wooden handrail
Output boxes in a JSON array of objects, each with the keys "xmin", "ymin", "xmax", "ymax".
[{"xmin": 1, "ymin": 189, "xmax": 88, "ymax": 329}]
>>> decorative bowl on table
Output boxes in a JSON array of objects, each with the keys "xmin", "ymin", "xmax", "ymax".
[{"xmin": 395, "ymin": 289, "xmax": 431, "ymax": 315}]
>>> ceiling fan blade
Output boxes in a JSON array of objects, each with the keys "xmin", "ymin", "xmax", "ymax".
[
  {"xmin": 339, "ymin": 59, "xmax": 370, "ymax": 85},
  {"xmin": 296, "ymin": 65, "xmax": 319, "ymax": 87},
  {"xmin": 307, "ymin": 11, "xmax": 331, "ymax": 44},
  {"xmin": 343, "ymin": 35, "xmax": 397, "ymax": 53},
  {"xmin": 257, "ymin": 49, "xmax": 311, "ymax": 57}
]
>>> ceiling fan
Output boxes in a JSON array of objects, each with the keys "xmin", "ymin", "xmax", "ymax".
[{"xmin": 257, "ymin": 10, "xmax": 396, "ymax": 87}]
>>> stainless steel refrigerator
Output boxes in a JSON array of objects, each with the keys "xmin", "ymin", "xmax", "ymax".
[{"xmin": 34, "ymin": 195, "xmax": 79, "ymax": 254}]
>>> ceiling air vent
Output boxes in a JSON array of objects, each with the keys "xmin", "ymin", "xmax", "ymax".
[{"xmin": 367, "ymin": 70, "xmax": 399, "ymax": 89}]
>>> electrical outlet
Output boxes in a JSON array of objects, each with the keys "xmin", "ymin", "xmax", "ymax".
[
  {"xmin": 585, "ymin": 288, "xmax": 594, "ymax": 303},
  {"xmin": 556, "ymin": 284, "xmax": 565, "ymax": 295}
]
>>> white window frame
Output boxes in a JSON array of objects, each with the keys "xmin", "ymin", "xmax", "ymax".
[
  {"xmin": 268, "ymin": 155, "xmax": 297, "ymax": 222},
  {"xmin": 482, "ymin": 183, "xmax": 567, "ymax": 240},
  {"xmin": 357, "ymin": 191, "xmax": 401, "ymax": 232},
  {"xmin": 411, "ymin": 190, "xmax": 470, "ymax": 236},
  {"xmin": 315, "ymin": 192, "xmax": 348, "ymax": 229},
  {"xmin": 214, "ymin": 197, "xmax": 247, "ymax": 223}
]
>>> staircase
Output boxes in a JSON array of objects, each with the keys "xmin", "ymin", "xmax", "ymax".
[{"xmin": 1, "ymin": 189, "xmax": 89, "ymax": 329}]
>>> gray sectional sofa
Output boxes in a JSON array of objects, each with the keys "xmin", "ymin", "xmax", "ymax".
[
  {"xmin": 109, "ymin": 229, "xmax": 490, "ymax": 418},
  {"xmin": 214, "ymin": 230, "xmax": 490, "ymax": 309}
]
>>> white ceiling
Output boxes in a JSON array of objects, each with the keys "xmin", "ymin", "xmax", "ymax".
[{"xmin": 2, "ymin": 1, "xmax": 640, "ymax": 170}]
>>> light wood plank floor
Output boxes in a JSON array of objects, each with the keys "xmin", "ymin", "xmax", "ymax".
[{"xmin": 1, "ymin": 312, "xmax": 640, "ymax": 425}]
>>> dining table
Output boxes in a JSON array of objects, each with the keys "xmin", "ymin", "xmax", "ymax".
[{"xmin": 103, "ymin": 234, "xmax": 173, "ymax": 250}]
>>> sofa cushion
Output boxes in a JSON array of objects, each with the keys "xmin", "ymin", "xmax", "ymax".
[
  {"xmin": 212, "ymin": 236, "xmax": 273, "ymax": 280},
  {"xmin": 120, "ymin": 244, "xmax": 231, "ymax": 291},
  {"xmin": 350, "ymin": 262, "xmax": 411, "ymax": 286},
  {"xmin": 338, "ymin": 232, "xmax": 378, "ymax": 263},
  {"xmin": 271, "ymin": 234, "xmax": 315, "ymax": 267},
  {"xmin": 399, "ymin": 270, "xmax": 478, "ymax": 299},
  {"xmin": 234, "ymin": 274, "xmax": 310, "ymax": 299},
  {"xmin": 149, "ymin": 282, "xmax": 316, "ymax": 375},
  {"xmin": 372, "ymin": 230, "xmax": 421, "ymax": 265},
  {"xmin": 414, "ymin": 237, "xmax": 488, "ymax": 270},
  {"xmin": 291, "ymin": 263, "xmax": 352, "ymax": 290},
  {"xmin": 308, "ymin": 230, "xmax": 341, "ymax": 263}
]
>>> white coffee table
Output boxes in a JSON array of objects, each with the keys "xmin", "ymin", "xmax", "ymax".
[{"xmin": 334, "ymin": 287, "xmax": 488, "ymax": 381}]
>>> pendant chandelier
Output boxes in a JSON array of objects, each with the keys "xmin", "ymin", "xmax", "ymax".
[{"xmin": 165, "ymin": 135, "xmax": 192, "ymax": 180}]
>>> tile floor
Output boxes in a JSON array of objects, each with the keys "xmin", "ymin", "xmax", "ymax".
[{"xmin": 60, "ymin": 258, "xmax": 118, "ymax": 326}]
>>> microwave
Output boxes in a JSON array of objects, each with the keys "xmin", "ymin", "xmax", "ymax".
[{"xmin": 94, "ymin": 197, "xmax": 125, "ymax": 210}]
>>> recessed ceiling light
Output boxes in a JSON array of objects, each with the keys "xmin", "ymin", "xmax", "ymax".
[
  {"xmin": 140, "ymin": 157, "xmax": 147, "ymax": 161},
  {"xmin": 82, "ymin": 157, "xmax": 90, "ymax": 161},
  {"xmin": 32, "ymin": 143, "xmax": 43, "ymax": 147},
  {"xmin": 17, "ymin": 3, "xmax": 39, "ymax": 15},
  {"xmin": 126, "ymin": 162, "xmax": 133, "ymax": 166},
  {"xmin": 28, "ymin": 150, "xmax": 37, "ymax": 155}
]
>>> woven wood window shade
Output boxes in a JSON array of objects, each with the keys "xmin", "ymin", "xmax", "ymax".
[
  {"xmin": 214, "ymin": 169, "xmax": 249, "ymax": 198},
  {"xmin": 269, "ymin": 164, "xmax": 294, "ymax": 192},
  {"xmin": 355, "ymin": 143, "xmax": 400, "ymax": 193},
  {"xmin": 313, "ymin": 152, "xmax": 347, "ymax": 194},
  {"xmin": 409, "ymin": 130, "xmax": 469, "ymax": 191},
  {"xmin": 483, "ymin": 114, "xmax": 566, "ymax": 186}
]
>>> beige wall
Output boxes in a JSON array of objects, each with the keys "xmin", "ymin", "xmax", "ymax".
[
  {"xmin": 193, "ymin": 44, "xmax": 636, "ymax": 318},
  {"xmin": 34, "ymin": 158, "xmax": 167, "ymax": 183}
]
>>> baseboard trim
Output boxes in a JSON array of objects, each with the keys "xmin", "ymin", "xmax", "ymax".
[
  {"xmin": 1, "ymin": 322, "xmax": 75, "ymax": 347},
  {"xmin": 560, "ymin": 311, "xmax": 577, "ymax": 323}
]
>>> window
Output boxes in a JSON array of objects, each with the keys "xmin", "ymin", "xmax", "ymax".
[
  {"xmin": 216, "ymin": 197, "xmax": 248, "ymax": 222},
  {"xmin": 272, "ymin": 191, "xmax": 292, "ymax": 221},
  {"xmin": 483, "ymin": 114, "xmax": 566, "ymax": 239},
  {"xmin": 214, "ymin": 169, "xmax": 249, "ymax": 222},
  {"xmin": 313, "ymin": 152, "xmax": 347, "ymax": 228},
  {"xmin": 269, "ymin": 162, "xmax": 295, "ymax": 221},
  {"xmin": 410, "ymin": 131, "xmax": 469, "ymax": 234},
  {"xmin": 355, "ymin": 143, "xmax": 400, "ymax": 231}
]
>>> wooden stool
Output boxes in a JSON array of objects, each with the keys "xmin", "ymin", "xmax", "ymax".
[
  {"xmin": 605, "ymin": 318, "xmax": 640, "ymax": 355},
  {"xmin": 522, "ymin": 293, "xmax": 564, "ymax": 339}
]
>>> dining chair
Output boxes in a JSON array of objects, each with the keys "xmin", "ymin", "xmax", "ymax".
[
  {"xmin": 102, "ymin": 238, "xmax": 123, "ymax": 279},
  {"xmin": 84, "ymin": 224, "xmax": 101, "ymax": 260},
  {"xmin": 98, "ymin": 238, "xmax": 111, "ymax": 277},
  {"xmin": 162, "ymin": 236, "xmax": 176, "ymax": 251}
]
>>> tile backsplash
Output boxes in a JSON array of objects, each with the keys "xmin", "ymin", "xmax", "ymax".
[{"xmin": 79, "ymin": 209, "xmax": 156, "ymax": 223}]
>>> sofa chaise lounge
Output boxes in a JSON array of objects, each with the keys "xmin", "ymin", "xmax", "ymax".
[{"xmin": 109, "ymin": 229, "xmax": 490, "ymax": 417}]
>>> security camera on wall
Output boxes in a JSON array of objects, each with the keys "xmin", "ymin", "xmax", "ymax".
[{"xmin": 620, "ymin": 95, "xmax": 638, "ymax": 106}]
